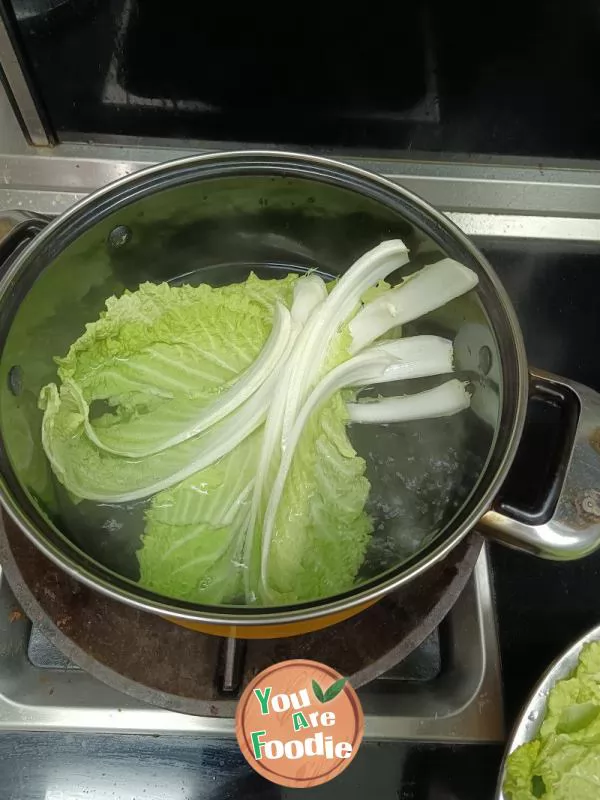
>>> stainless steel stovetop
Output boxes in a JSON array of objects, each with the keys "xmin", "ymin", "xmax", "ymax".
[{"xmin": 0, "ymin": 547, "xmax": 502, "ymax": 742}]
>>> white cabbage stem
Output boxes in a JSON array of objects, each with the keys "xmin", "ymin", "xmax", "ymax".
[
  {"xmin": 290, "ymin": 274, "xmax": 328, "ymax": 326},
  {"xmin": 281, "ymin": 240, "xmax": 411, "ymax": 440},
  {"xmin": 260, "ymin": 335, "xmax": 454, "ymax": 592},
  {"xmin": 346, "ymin": 379, "xmax": 471, "ymax": 424},
  {"xmin": 241, "ymin": 276, "xmax": 328, "ymax": 601},
  {"xmin": 349, "ymin": 258, "xmax": 479, "ymax": 354}
]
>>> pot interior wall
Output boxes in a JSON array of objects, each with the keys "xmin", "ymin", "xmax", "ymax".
[{"xmin": 0, "ymin": 159, "xmax": 517, "ymax": 617}]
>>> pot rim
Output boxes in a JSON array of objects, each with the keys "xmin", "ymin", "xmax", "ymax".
[{"xmin": 0, "ymin": 150, "xmax": 530, "ymax": 626}]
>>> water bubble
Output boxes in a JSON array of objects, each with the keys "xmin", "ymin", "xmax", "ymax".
[
  {"xmin": 7, "ymin": 365, "xmax": 23, "ymax": 396},
  {"xmin": 107, "ymin": 225, "xmax": 132, "ymax": 249}
]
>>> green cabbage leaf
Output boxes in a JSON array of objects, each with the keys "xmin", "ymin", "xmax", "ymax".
[
  {"xmin": 39, "ymin": 275, "xmax": 297, "ymax": 502},
  {"xmin": 504, "ymin": 641, "xmax": 600, "ymax": 800},
  {"xmin": 38, "ymin": 271, "xmax": 374, "ymax": 604}
]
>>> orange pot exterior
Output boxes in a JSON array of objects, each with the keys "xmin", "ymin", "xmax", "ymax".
[{"xmin": 164, "ymin": 599, "xmax": 376, "ymax": 639}]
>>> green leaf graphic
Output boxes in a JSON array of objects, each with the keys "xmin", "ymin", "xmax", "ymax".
[
  {"xmin": 323, "ymin": 677, "xmax": 347, "ymax": 702},
  {"xmin": 312, "ymin": 679, "xmax": 325, "ymax": 703}
]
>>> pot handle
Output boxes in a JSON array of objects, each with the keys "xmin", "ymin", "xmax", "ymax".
[
  {"xmin": 0, "ymin": 211, "xmax": 48, "ymax": 267},
  {"xmin": 479, "ymin": 368, "xmax": 600, "ymax": 559}
]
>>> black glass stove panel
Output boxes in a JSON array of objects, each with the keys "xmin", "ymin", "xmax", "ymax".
[
  {"xmin": 477, "ymin": 237, "xmax": 600, "ymax": 724},
  {"xmin": 478, "ymin": 238, "xmax": 600, "ymax": 391},
  {"xmin": 5, "ymin": 0, "xmax": 600, "ymax": 158}
]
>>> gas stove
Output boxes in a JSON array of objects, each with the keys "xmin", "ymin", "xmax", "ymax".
[
  {"xmin": 0, "ymin": 84, "xmax": 508, "ymax": 746},
  {"xmin": 4, "ymin": 75, "xmax": 600, "ymax": 798},
  {"xmin": 0, "ymin": 543, "xmax": 502, "ymax": 742}
]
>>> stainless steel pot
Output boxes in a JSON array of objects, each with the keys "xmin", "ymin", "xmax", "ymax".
[{"xmin": 0, "ymin": 151, "xmax": 599, "ymax": 636}]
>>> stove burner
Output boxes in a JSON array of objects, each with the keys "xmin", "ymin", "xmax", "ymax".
[{"xmin": 0, "ymin": 513, "xmax": 482, "ymax": 716}]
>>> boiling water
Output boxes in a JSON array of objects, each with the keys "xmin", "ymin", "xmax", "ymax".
[{"xmin": 50, "ymin": 262, "xmax": 488, "ymax": 602}]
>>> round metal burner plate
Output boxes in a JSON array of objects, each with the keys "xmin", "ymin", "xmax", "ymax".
[{"xmin": 0, "ymin": 514, "xmax": 481, "ymax": 716}]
